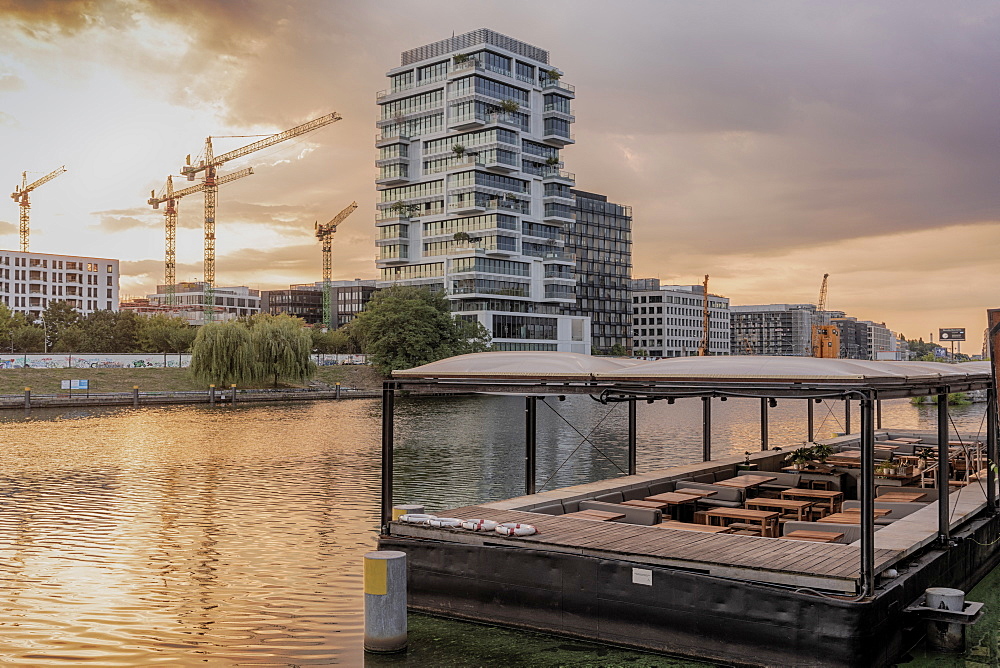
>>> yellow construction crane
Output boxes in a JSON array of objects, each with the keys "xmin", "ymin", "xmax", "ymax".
[
  {"xmin": 148, "ymin": 168, "xmax": 253, "ymax": 306},
  {"xmin": 315, "ymin": 201, "xmax": 358, "ymax": 330},
  {"xmin": 699, "ymin": 274, "xmax": 710, "ymax": 356},
  {"xmin": 811, "ymin": 273, "xmax": 840, "ymax": 357},
  {"xmin": 11, "ymin": 166, "xmax": 67, "ymax": 252},
  {"xmin": 180, "ymin": 112, "xmax": 342, "ymax": 320}
]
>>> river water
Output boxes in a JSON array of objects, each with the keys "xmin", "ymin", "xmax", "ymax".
[{"xmin": 0, "ymin": 396, "xmax": 990, "ymax": 666}]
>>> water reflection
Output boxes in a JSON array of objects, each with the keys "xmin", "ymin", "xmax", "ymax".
[{"xmin": 0, "ymin": 396, "xmax": 989, "ymax": 665}]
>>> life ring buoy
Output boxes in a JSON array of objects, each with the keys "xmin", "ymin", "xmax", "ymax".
[
  {"xmin": 461, "ymin": 519, "xmax": 498, "ymax": 531},
  {"xmin": 495, "ymin": 522, "xmax": 537, "ymax": 537},
  {"xmin": 398, "ymin": 513, "xmax": 437, "ymax": 524},
  {"xmin": 427, "ymin": 517, "xmax": 463, "ymax": 528}
]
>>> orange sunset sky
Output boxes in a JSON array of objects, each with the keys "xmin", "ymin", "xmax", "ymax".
[{"xmin": 1, "ymin": 1, "xmax": 997, "ymax": 352}]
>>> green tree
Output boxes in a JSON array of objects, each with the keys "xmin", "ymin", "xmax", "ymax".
[
  {"xmin": 347, "ymin": 285, "xmax": 491, "ymax": 375},
  {"xmin": 52, "ymin": 324, "xmax": 87, "ymax": 353},
  {"xmin": 78, "ymin": 310, "xmax": 144, "ymax": 352},
  {"xmin": 12, "ymin": 325, "xmax": 44, "ymax": 353},
  {"xmin": 311, "ymin": 327, "xmax": 358, "ymax": 354},
  {"xmin": 139, "ymin": 314, "xmax": 196, "ymax": 355},
  {"xmin": 40, "ymin": 301, "xmax": 81, "ymax": 351},
  {"xmin": 0, "ymin": 303, "xmax": 29, "ymax": 354},
  {"xmin": 247, "ymin": 314, "xmax": 316, "ymax": 386},
  {"xmin": 189, "ymin": 321, "xmax": 260, "ymax": 386},
  {"xmin": 608, "ymin": 343, "xmax": 628, "ymax": 357}
]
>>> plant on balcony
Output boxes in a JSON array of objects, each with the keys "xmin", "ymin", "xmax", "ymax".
[
  {"xmin": 388, "ymin": 201, "xmax": 417, "ymax": 218},
  {"xmin": 545, "ymin": 155, "xmax": 560, "ymax": 167},
  {"xmin": 544, "ymin": 68, "xmax": 561, "ymax": 81},
  {"xmin": 499, "ymin": 99, "xmax": 520, "ymax": 114},
  {"xmin": 451, "ymin": 144, "xmax": 466, "ymax": 157},
  {"xmin": 452, "ymin": 231, "xmax": 471, "ymax": 243},
  {"xmin": 453, "ymin": 53, "xmax": 471, "ymax": 64}
]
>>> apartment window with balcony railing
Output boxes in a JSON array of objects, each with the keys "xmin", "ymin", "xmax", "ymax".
[
  {"xmin": 451, "ymin": 257, "xmax": 529, "ymax": 277},
  {"xmin": 522, "ymin": 222, "xmax": 561, "ymax": 239},
  {"xmin": 543, "ymin": 94, "xmax": 572, "ymax": 114},
  {"xmin": 380, "ymin": 262, "xmax": 444, "ymax": 281},
  {"xmin": 544, "ymin": 265, "xmax": 574, "ymax": 279},
  {"xmin": 379, "ymin": 164, "xmax": 408, "ymax": 180},
  {"xmin": 544, "ymin": 285, "xmax": 576, "ymax": 300},
  {"xmin": 544, "ymin": 118, "xmax": 572, "ymax": 138},
  {"xmin": 378, "ymin": 224, "xmax": 409, "ymax": 240},
  {"xmin": 417, "ymin": 60, "xmax": 448, "ymax": 83},
  {"xmin": 450, "ymin": 75, "xmax": 528, "ymax": 106},
  {"xmin": 492, "ymin": 314, "xmax": 557, "ymax": 340},
  {"xmin": 522, "ymin": 140, "xmax": 559, "ymax": 159},
  {"xmin": 423, "ymin": 213, "xmax": 517, "ymax": 237},
  {"xmin": 390, "ymin": 70, "xmax": 414, "ymax": 92},
  {"xmin": 544, "ymin": 203, "xmax": 574, "ymax": 219},
  {"xmin": 424, "ymin": 127, "xmax": 518, "ymax": 155},
  {"xmin": 452, "ymin": 278, "xmax": 529, "ymax": 297},
  {"xmin": 448, "ymin": 170, "xmax": 528, "ymax": 193},
  {"xmin": 378, "ymin": 245, "xmax": 408, "ymax": 260},
  {"xmin": 380, "ymin": 89, "xmax": 444, "ymax": 119},
  {"xmin": 544, "ymin": 184, "xmax": 573, "ymax": 198},
  {"xmin": 515, "ymin": 61, "xmax": 535, "ymax": 84},
  {"xmin": 379, "ymin": 144, "xmax": 408, "ymax": 160}
]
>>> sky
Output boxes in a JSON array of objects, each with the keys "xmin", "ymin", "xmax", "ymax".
[{"xmin": 0, "ymin": 1, "xmax": 997, "ymax": 352}]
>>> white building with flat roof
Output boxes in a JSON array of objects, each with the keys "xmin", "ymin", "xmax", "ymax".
[
  {"xmin": 630, "ymin": 279, "xmax": 730, "ymax": 357},
  {"xmin": 0, "ymin": 249, "xmax": 119, "ymax": 320},
  {"xmin": 145, "ymin": 282, "xmax": 260, "ymax": 326}
]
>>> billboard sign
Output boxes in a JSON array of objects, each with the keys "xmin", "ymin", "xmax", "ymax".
[{"xmin": 938, "ymin": 328, "xmax": 966, "ymax": 341}]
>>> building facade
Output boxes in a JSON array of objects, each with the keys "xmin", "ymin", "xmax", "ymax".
[
  {"xmin": 630, "ymin": 279, "xmax": 730, "ymax": 357},
  {"xmin": 145, "ymin": 282, "xmax": 260, "ymax": 325},
  {"xmin": 261, "ymin": 280, "xmax": 377, "ymax": 328},
  {"xmin": 832, "ymin": 316, "xmax": 895, "ymax": 360},
  {"xmin": 566, "ymin": 190, "xmax": 632, "ymax": 354},
  {"xmin": 0, "ymin": 249, "xmax": 119, "ymax": 320},
  {"xmin": 730, "ymin": 304, "xmax": 816, "ymax": 356},
  {"xmin": 375, "ymin": 29, "xmax": 591, "ymax": 353}
]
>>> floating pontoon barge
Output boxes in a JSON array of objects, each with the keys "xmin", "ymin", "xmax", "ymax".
[{"xmin": 378, "ymin": 354, "xmax": 998, "ymax": 667}]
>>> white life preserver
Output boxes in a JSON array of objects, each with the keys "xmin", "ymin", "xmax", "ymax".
[
  {"xmin": 398, "ymin": 513, "xmax": 437, "ymax": 524},
  {"xmin": 495, "ymin": 522, "xmax": 537, "ymax": 537},
  {"xmin": 427, "ymin": 517, "xmax": 463, "ymax": 528},
  {"xmin": 461, "ymin": 519, "xmax": 498, "ymax": 531}
]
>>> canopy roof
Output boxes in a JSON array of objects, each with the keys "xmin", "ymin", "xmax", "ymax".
[{"xmin": 392, "ymin": 353, "xmax": 992, "ymax": 399}]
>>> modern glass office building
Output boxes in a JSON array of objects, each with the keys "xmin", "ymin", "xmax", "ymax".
[{"xmin": 375, "ymin": 29, "xmax": 592, "ymax": 353}]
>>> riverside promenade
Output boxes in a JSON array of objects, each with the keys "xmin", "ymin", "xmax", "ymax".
[{"xmin": 0, "ymin": 386, "xmax": 381, "ymax": 410}]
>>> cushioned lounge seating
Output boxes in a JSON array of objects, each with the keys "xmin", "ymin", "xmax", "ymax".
[
  {"xmin": 674, "ymin": 481, "xmax": 744, "ymax": 508},
  {"xmin": 578, "ymin": 500, "xmax": 661, "ymax": 525},
  {"xmin": 842, "ymin": 500, "xmax": 926, "ymax": 525},
  {"xmin": 737, "ymin": 470, "xmax": 801, "ymax": 492}
]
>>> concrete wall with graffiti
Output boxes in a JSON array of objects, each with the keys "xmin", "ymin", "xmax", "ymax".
[{"xmin": 0, "ymin": 353, "xmax": 367, "ymax": 370}]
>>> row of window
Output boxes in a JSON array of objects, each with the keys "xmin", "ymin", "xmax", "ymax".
[
  {"xmin": 380, "ymin": 179, "xmax": 444, "ymax": 203},
  {"xmin": 380, "ymin": 263, "xmax": 445, "ymax": 281},
  {"xmin": 380, "ymin": 113, "xmax": 443, "ymax": 140},
  {"xmin": 451, "ymin": 257, "xmax": 529, "ymax": 277},
  {"xmin": 0, "ymin": 257, "xmax": 114, "ymax": 272},
  {"xmin": 452, "ymin": 75, "xmax": 529, "ymax": 105},
  {"xmin": 423, "ymin": 235, "xmax": 517, "ymax": 256},
  {"xmin": 452, "ymin": 278, "xmax": 528, "ymax": 297},
  {"xmin": 380, "ymin": 88, "xmax": 444, "ymax": 120},
  {"xmin": 424, "ymin": 127, "xmax": 518, "ymax": 154},
  {"xmin": 448, "ymin": 170, "xmax": 528, "ymax": 193},
  {"xmin": 422, "ymin": 213, "xmax": 517, "ymax": 237},
  {"xmin": 493, "ymin": 314, "xmax": 557, "ymax": 340}
]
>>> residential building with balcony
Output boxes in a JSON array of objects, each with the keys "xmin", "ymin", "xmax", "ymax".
[
  {"xmin": 0, "ymin": 249, "xmax": 118, "ymax": 320},
  {"xmin": 630, "ymin": 279, "xmax": 730, "ymax": 357},
  {"xmin": 375, "ymin": 29, "xmax": 590, "ymax": 353},
  {"xmin": 566, "ymin": 190, "xmax": 632, "ymax": 355}
]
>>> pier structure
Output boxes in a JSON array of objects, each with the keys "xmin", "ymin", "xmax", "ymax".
[{"xmin": 378, "ymin": 353, "xmax": 997, "ymax": 667}]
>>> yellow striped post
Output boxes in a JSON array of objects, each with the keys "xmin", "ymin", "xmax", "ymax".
[{"xmin": 363, "ymin": 550, "xmax": 407, "ymax": 652}]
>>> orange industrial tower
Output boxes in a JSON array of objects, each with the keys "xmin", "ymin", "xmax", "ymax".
[{"xmin": 10, "ymin": 166, "xmax": 66, "ymax": 252}]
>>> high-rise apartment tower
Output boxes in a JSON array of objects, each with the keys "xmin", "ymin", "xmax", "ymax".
[{"xmin": 375, "ymin": 29, "xmax": 591, "ymax": 352}]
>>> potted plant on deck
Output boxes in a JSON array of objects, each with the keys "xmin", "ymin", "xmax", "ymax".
[
  {"xmin": 737, "ymin": 451, "xmax": 758, "ymax": 472},
  {"xmin": 785, "ymin": 445, "xmax": 815, "ymax": 471}
]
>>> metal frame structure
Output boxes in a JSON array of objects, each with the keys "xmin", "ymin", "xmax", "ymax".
[{"xmin": 380, "ymin": 356, "xmax": 995, "ymax": 597}]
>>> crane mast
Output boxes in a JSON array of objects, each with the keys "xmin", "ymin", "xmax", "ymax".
[
  {"xmin": 699, "ymin": 274, "xmax": 710, "ymax": 356},
  {"xmin": 811, "ymin": 273, "xmax": 840, "ymax": 357},
  {"xmin": 11, "ymin": 166, "xmax": 66, "ymax": 252},
  {"xmin": 315, "ymin": 201, "xmax": 358, "ymax": 330},
  {"xmin": 181, "ymin": 112, "xmax": 341, "ymax": 321},
  {"xmin": 149, "ymin": 168, "xmax": 253, "ymax": 306}
]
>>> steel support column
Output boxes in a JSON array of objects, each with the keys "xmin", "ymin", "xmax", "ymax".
[
  {"xmin": 807, "ymin": 400, "xmax": 815, "ymax": 443},
  {"xmin": 760, "ymin": 398, "xmax": 769, "ymax": 451},
  {"xmin": 380, "ymin": 382, "xmax": 395, "ymax": 531},
  {"xmin": 876, "ymin": 399, "xmax": 883, "ymax": 430},
  {"xmin": 525, "ymin": 397, "xmax": 537, "ymax": 495},
  {"xmin": 628, "ymin": 398, "xmax": 637, "ymax": 475},
  {"xmin": 845, "ymin": 399, "xmax": 852, "ymax": 435},
  {"xmin": 860, "ymin": 394, "xmax": 875, "ymax": 597},
  {"xmin": 702, "ymin": 396, "xmax": 712, "ymax": 462},
  {"xmin": 987, "ymin": 386, "xmax": 997, "ymax": 513},
  {"xmin": 938, "ymin": 386, "xmax": 951, "ymax": 544}
]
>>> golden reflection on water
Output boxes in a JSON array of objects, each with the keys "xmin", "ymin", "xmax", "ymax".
[{"xmin": 0, "ymin": 396, "xmax": 987, "ymax": 665}]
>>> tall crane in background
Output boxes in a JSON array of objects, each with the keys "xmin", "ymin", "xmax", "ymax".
[
  {"xmin": 180, "ymin": 112, "xmax": 342, "ymax": 320},
  {"xmin": 148, "ymin": 168, "xmax": 253, "ymax": 306},
  {"xmin": 699, "ymin": 274, "xmax": 711, "ymax": 356},
  {"xmin": 315, "ymin": 201, "xmax": 358, "ymax": 330},
  {"xmin": 11, "ymin": 166, "xmax": 67, "ymax": 252},
  {"xmin": 811, "ymin": 273, "xmax": 840, "ymax": 357}
]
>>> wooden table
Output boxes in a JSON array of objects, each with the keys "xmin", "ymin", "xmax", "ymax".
[
  {"xmin": 782, "ymin": 530, "xmax": 844, "ymax": 543},
  {"xmin": 780, "ymin": 488, "xmax": 844, "ymax": 515},
  {"xmin": 875, "ymin": 491, "xmax": 927, "ymax": 503},
  {"xmin": 817, "ymin": 510, "xmax": 891, "ymax": 524},
  {"xmin": 563, "ymin": 509, "xmax": 625, "ymax": 522},
  {"xmin": 655, "ymin": 521, "xmax": 734, "ymax": 533},
  {"xmin": 674, "ymin": 488, "xmax": 717, "ymax": 498},
  {"xmin": 715, "ymin": 475, "xmax": 777, "ymax": 489},
  {"xmin": 892, "ymin": 437, "xmax": 923, "ymax": 444},
  {"xmin": 703, "ymin": 508, "xmax": 780, "ymax": 537},
  {"xmin": 746, "ymin": 498, "xmax": 815, "ymax": 521},
  {"xmin": 622, "ymin": 499, "xmax": 669, "ymax": 510},
  {"xmin": 645, "ymin": 492, "xmax": 704, "ymax": 520},
  {"xmin": 825, "ymin": 451, "xmax": 862, "ymax": 467}
]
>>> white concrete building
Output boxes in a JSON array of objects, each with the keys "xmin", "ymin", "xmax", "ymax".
[
  {"xmin": 0, "ymin": 249, "xmax": 119, "ymax": 320},
  {"xmin": 375, "ymin": 29, "xmax": 591, "ymax": 353},
  {"xmin": 145, "ymin": 282, "xmax": 260, "ymax": 326},
  {"xmin": 630, "ymin": 280, "xmax": 731, "ymax": 357}
]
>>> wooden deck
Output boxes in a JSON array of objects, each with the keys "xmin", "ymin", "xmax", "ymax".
[{"xmin": 390, "ymin": 505, "xmax": 902, "ymax": 593}]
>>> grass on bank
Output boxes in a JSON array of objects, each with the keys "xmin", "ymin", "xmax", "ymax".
[{"xmin": 0, "ymin": 365, "xmax": 385, "ymax": 396}]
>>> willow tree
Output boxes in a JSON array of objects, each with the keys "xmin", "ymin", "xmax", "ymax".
[
  {"xmin": 248, "ymin": 314, "xmax": 317, "ymax": 387},
  {"xmin": 189, "ymin": 321, "xmax": 260, "ymax": 386}
]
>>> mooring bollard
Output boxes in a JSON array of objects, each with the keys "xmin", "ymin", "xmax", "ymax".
[
  {"xmin": 364, "ymin": 550, "xmax": 407, "ymax": 653},
  {"xmin": 209, "ymin": 384, "xmax": 215, "ymax": 406},
  {"xmin": 925, "ymin": 588, "xmax": 968, "ymax": 653},
  {"xmin": 23, "ymin": 387, "xmax": 30, "ymax": 410},
  {"xmin": 335, "ymin": 381, "xmax": 341, "ymax": 399},
  {"xmin": 392, "ymin": 504, "xmax": 424, "ymax": 521},
  {"xmin": 133, "ymin": 386, "xmax": 139, "ymax": 408},
  {"xmin": 231, "ymin": 384, "xmax": 237, "ymax": 405}
]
